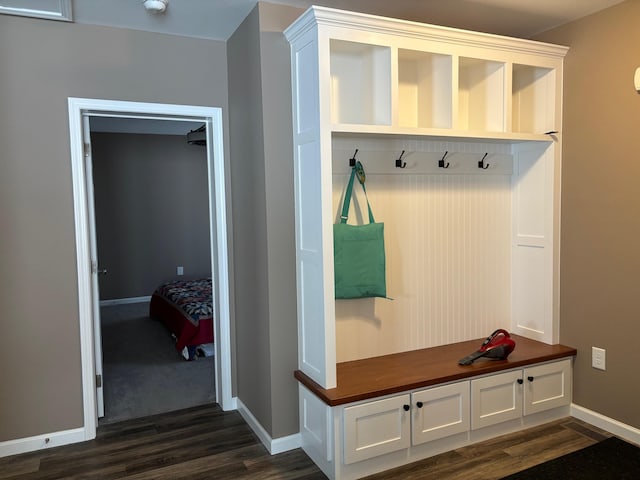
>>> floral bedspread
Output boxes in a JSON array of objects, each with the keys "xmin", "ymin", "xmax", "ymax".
[{"xmin": 154, "ymin": 278, "xmax": 213, "ymax": 325}]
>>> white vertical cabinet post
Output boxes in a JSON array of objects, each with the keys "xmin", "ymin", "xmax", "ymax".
[{"xmin": 289, "ymin": 21, "xmax": 337, "ymax": 388}]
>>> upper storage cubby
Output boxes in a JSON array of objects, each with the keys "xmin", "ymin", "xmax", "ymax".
[
  {"xmin": 398, "ymin": 49, "xmax": 452, "ymax": 129},
  {"xmin": 330, "ymin": 39, "xmax": 392, "ymax": 126},
  {"xmin": 299, "ymin": 7, "xmax": 568, "ymax": 140},
  {"xmin": 458, "ymin": 57, "xmax": 505, "ymax": 132},
  {"xmin": 512, "ymin": 64, "xmax": 557, "ymax": 135}
]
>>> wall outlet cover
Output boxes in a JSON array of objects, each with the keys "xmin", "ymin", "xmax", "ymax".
[{"xmin": 592, "ymin": 346, "xmax": 606, "ymax": 370}]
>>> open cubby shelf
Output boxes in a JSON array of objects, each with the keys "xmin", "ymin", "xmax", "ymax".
[{"xmin": 329, "ymin": 40, "xmax": 560, "ymax": 138}]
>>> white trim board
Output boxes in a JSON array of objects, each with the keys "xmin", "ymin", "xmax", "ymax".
[
  {"xmin": 238, "ymin": 402, "xmax": 640, "ymax": 458},
  {"xmin": 99, "ymin": 296, "xmax": 151, "ymax": 307},
  {"xmin": 0, "ymin": 0, "xmax": 72, "ymax": 22},
  {"xmin": 236, "ymin": 399, "xmax": 301, "ymax": 455},
  {"xmin": 1, "ymin": 401, "xmax": 636, "ymax": 459},
  {"xmin": 571, "ymin": 404, "xmax": 640, "ymax": 446},
  {"xmin": 0, "ymin": 427, "xmax": 86, "ymax": 459},
  {"xmin": 67, "ymin": 98, "xmax": 235, "ymax": 448}
]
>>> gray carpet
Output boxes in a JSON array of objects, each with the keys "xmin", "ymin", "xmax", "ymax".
[{"xmin": 99, "ymin": 301, "xmax": 215, "ymax": 425}]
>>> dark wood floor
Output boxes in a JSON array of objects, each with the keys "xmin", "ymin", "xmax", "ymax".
[{"xmin": 0, "ymin": 404, "xmax": 611, "ymax": 480}]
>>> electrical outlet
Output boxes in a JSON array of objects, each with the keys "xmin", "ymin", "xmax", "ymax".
[
  {"xmin": 177, "ymin": 266, "xmax": 184, "ymax": 276},
  {"xmin": 592, "ymin": 346, "xmax": 606, "ymax": 370}
]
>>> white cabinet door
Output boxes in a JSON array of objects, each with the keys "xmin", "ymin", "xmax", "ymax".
[
  {"xmin": 343, "ymin": 394, "xmax": 411, "ymax": 464},
  {"xmin": 412, "ymin": 382, "xmax": 470, "ymax": 445},
  {"xmin": 524, "ymin": 359, "xmax": 572, "ymax": 416},
  {"xmin": 471, "ymin": 370, "xmax": 523, "ymax": 430}
]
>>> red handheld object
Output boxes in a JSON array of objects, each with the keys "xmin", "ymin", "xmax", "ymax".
[{"xmin": 458, "ymin": 329, "xmax": 516, "ymax": 365}]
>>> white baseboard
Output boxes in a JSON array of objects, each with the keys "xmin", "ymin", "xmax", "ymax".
[
  {"xmin": 5, "ymin": 402, "xmax": 632, "ymax": 460},
  {"xmin": 236, "ymin": 398, "xmax": 301, "ymax": 455},
  {"xmin": 224, "ymin": 396, "xmax": 238, "ymax": 411},
  {"xmin": 99, "ymin": 296, "xmax": 151, "ymax": 307},
  {"xmin": 271, "ymin": 429, "xmax": 302, "ymax": 454},
  {"xmin": 0, "ymin": 427, "xmax": 90, "ymax": 459},
  {"xmin": 572, "ymin": 403, "xmax": 640, "ymax": 445}
]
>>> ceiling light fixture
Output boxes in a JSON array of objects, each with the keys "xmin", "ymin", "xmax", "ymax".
[{"xmin": 143, "ymin": 0, "xmax": 168, "ymax": 14}]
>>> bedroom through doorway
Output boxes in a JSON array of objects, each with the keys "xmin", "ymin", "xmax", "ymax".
[
  {"xmin": 89, "ymin": 119, "xmax": 215, "ymax": 424},
  {"xmin": 68, "ymin": 98, "xmax": 233, "ymax": 441}
]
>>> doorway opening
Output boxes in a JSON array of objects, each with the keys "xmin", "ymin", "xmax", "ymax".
[
  {"xmin": 90, "ymin": 120, "xmax": 213, "ymax": 423},
  {"xmin": 68, "ymin": 98, "xmax": 234, "ymax": 441}
]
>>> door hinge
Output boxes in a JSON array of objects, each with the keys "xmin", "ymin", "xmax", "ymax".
[
  {"xmin": 96, "ymin": 374, "xmax": 102, "ymax": 388},
  {"xmin": 84, "ymin": 143, "xmax": 91, "ymax": 157},
  {"xmin": 91, "ymin": 260, "xmax": 98, "ymax": 274}
]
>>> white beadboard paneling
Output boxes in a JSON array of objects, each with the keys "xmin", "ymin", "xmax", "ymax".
[{"xmin": 333, "ymin": 141, "xmax": 512, "ymax": 361}]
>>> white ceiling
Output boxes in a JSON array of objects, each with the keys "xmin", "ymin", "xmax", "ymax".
[{"xmin": 73, "ymin": 0, "xmax": 626, "ymax": 41}]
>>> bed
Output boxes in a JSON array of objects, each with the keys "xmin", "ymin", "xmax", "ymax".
[{"xmin": 149, "ymin": 277, "xmax": 214, "ymax": 360}]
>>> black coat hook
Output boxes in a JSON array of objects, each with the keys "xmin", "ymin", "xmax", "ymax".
[
  {"xmin": 478, "ymin": 153, "xmax": 489, "ymax": 170},
  {"xmin": 395, "ymin": 150, "xmax": 407, "ymax": 168},
  {"xmin": 438, "ymin": 151, "xmax": 450, "ymax": 169},
  {"xmin": 349, "ymin": 149, "xmax": 358, "ymax": 167}
]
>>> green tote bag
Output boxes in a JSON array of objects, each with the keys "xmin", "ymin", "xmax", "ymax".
[{"xmin": 333, "ymin": 161, "xmax": 387, "ymax": 299}]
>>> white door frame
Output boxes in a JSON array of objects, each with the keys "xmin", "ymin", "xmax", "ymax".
[
  {"xmin": 81, "ymin": 114, "xmax": 105, "ymax": 418},
  {"xmin": 68, "ymin": 98, "xmax": 235, "ymax": 441}
]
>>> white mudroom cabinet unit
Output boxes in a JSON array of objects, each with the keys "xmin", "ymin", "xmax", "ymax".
[
  {"xmin": 295, "ymin": 338, "xmax": 574, "ymax": 480},
  {"xmin": 284, "ymin": 6, "xmax": 572, "ymax": 480}
]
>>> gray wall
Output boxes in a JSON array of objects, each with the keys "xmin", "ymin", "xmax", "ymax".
[
  {"xmin": 14, "ymin": 0, "xmax": 638, "ymax": 453},
  {"xmin": 535, "ymin": 0, "xmax": 640, "ymax": 429},
  {"xmin": 0, "ymin": 14, "xmax": 229, "ymax": 442},
  {"xmin": 228, "ymin": 5, "xmax": 273, "ymax": 434},
  {"xmin": 258, "ymin": 3, "xmax": 305, "ymax": 438},
  {"xmin": 92, "ymin": 132, "xmax": 211, "ymax": 300},
  {"xmin": 227, "ymin": 2, "xmax": 302, "ymax": 439}
]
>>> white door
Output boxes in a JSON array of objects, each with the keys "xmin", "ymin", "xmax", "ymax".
[
  {"xmin": 343, "ymin": 394, "xmax": 411, "ymax": 464},
  {"xmin": 83, "ymin": 114, "xmax": 105, "ymax": 418},
  {"xmin": 471, "ymin": 370, "xmax": 523, "ymax": 430},
  {"xmin": 412, "ymin": 381, "xmax": 470, "ymax": 445},
  {"xmin": 523, "ymin": 359, "xmax": 572, "ymax": 416}
]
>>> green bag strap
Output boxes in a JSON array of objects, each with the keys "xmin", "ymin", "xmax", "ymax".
[{"xmin": 340, "ymin": 161, "xmax": 376, "ymax": 224}]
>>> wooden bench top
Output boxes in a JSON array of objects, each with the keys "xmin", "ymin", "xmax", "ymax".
[{"xmin": 295, "ymin": 335, "xmax": 577, "ymax": 406}]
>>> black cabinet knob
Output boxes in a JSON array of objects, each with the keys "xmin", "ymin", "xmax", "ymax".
[
  {"xmin": 416, "ymin": 401, "xmax": 423, "ymax": 408},
  {"xmin": 403, "ymin": 404, "xmax": 410, "ymax": 411},
  {"xmin": 528, "ymin": 376, "xmax": 534, "ymax": 382},
  {"xmin": 517, "ymin": 378, "xmax": 523, "ymax": 384}
]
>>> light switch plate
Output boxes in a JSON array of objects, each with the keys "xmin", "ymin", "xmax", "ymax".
[{"xmin": 592, "ymin": 346, "xmax": 606, "ymax": 370}]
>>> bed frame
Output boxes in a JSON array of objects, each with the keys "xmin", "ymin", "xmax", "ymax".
[{"xmin": 149, "ymin": 278, "xmax": 214, "ymax": 359}]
